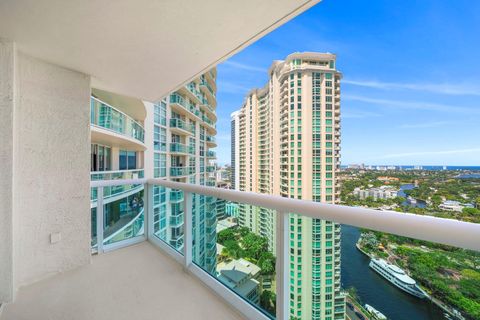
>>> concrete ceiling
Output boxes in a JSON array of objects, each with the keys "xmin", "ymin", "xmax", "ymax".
[{"xmin": 0, "ymin": 0, "xmax": 320, "ymax": 102}]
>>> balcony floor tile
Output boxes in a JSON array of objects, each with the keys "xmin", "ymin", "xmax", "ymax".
[{"xmin": 3, "ymin": 242, "xmax": 244, "ymax": 320}]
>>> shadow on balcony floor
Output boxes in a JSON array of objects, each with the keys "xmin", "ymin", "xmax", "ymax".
[{"xmin": 2, "ymin": 242, "xmax": 244, "ymax": 320}]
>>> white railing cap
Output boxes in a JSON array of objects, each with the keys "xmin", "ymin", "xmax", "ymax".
[{"xmin": 90, "ymin": 178, "xmax": 480, "ymax": 252}]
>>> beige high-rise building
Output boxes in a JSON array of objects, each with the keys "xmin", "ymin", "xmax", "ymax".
[{"xmin": 235, "ymin": 52, "xmax": 345, "ymax": 320}]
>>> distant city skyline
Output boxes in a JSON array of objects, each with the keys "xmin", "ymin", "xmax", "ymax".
[{"xmin": 214, "ymin": 0, "xmax": 480, "ymax": 166}]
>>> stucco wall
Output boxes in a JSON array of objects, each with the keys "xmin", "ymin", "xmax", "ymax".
[
  {"xmin": 0, "ymin": 40, "xmax": 15, "ymax": 303},
  {"xmin": 12, "ymin": 51, "xmax": 92, "ymax": 290}
]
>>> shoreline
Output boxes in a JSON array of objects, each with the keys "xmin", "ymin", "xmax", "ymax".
[{"xmin": 355, "ymin": 238, "xmax": 465, "ymax": 320}]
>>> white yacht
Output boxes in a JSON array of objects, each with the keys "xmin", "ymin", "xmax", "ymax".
[
  {"xmin": 365, "ymin": 304, "xmax": 387, "ymax": 320},
  {"xmin": 369, "ymin": 258, "xmax": 428, "ymax": 299},
  {"xmin": 407, "ymin": 196, "xmax": 417, "ymax": 205}
]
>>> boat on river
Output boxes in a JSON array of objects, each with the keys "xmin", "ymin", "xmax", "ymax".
[
  {"xmin": 369, "ymin": 258, "xmax": 428, "ymax": 299},
  {"xmin": 365, "ymin": 304, "xmax": 387, "ymax": 319}
]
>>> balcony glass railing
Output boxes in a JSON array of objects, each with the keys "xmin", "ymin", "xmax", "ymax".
[
  {"xmin": 170, "ymin": 142, "xmax": 187, "ymax": 154},
  {"xmin": 206, "ymin": 135, "xmax": 216, "ymax": 144},
  {"xmin": 170, "ymin": 118, "xmax": 195, "ymax": 134},
  {"xmin": 186, "ymin": 82, "xmax": 205, "ymax": 104},
  {"xmin": 200, "ymin": 76, "xmax": 216, "ymax": 98},
  {"xmin": 206, "ymin": 151, "xmax": 216, "ymax": 158},
  {"xmin": 170, "ymin": 167, "xmax": 188, "ymax": 176},
  {"xmin": 90, "ymin": 169, "xmax": 144, "ymax": 201},
  {"xmin": 91, "ymin": 178, "xmax": 480, "ymax": 320},
  {"xmin": 90, "ymin": 97, "xmax": 145, "ymax": 143},
  {"xmin": 170, "ymin": 93, "xmax": 202, "ymax": 118},
  {"xmin": 91, "ymin": 181, "xmax": 145, "ymax": 253},
  {"xmin": 170, "ymin": 190, "xmax": 184, "ymax": 202}
]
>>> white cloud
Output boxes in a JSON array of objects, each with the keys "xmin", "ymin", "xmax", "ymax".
[
  {"xmin": 342, "ymin": 111, "xmax": 382, "ymax": 119},
  {"xmin": 222, "ymin": 61, "xmax": 265, "ymax": 73},
  {"xmin": 398, "ymin": 121, "xmax": 453, "ymax": 129},
  {"xmin": 343, "ymin": 79, "xmax": 480, "ymax": 96},
  {"xmin": 376, "ymin": 148, "xmax": 480, "ymax": 160},
  {"xmin": 343, "ymin": 94, "xmax": 480, "ymax": 114},
  {"xmin": 219, "ymin": 81, "xmax": 252, "ymax": 94}
]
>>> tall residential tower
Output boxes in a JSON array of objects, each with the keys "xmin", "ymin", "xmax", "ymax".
[
  {"xmin": 144, "ymin": 69, "xmax": 218, "ymax": 273},
  {"xmin": 230, "ymin": 110, "xmax": 241, "ymax": 190},
  {"xmin": 235, "ymin": 53, "xmax": 345, "ymax": 320}
]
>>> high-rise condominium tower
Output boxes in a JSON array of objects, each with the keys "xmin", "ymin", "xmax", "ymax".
[
  {"xmin": 230, "ymin": 110, "xmax": 241, "ymax": 190},
  {"xmin": 234, "ymin": 53, "xmax": 345, "ymax": 320},
  {"xmin": 144, "ymin": 69, "xmax": 218, "ymax": 273}
]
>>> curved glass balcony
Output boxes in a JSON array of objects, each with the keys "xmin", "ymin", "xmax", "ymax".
[
  {"xmin": 90, "ymin": 169, "xmax": 144, "ymax": 201},
  {"xmin": 170, "ymin": 118, "xmax": 195, "ymax": 134},
  {"xmin": 90, "ymin": 97, "xmax": 145, "ymax": 143},
  {"xmin": 200, "ymin": 76, "xmax": 216, "ymax": 98},
  {"xmin": 170, "ymin": 167, "xmax": 188, "ymax": 176},
  {"xmin": 170, "ymin": 93, "xmax": 202, "ymax": 118},
  {"xmin": 206, "ymin": 135, "xmax": 216, "ymax": 145},
  {"xmin": 170, "ymin": 142, "xmax": 187, "ymax": 154},
  {"xmin": 206, "ymin": 150, "xmax": 216, "ymax": 158}
]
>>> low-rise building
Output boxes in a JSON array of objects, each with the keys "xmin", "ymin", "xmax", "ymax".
[
  {"xmin": 353, "ymin": 186, "xmax": 398, "ymax": 200},
  {"xmin": 439, "ymin": 200, "xmax": 474, "ymax": 212},
  {"xmin": 216, "ymin": 258, "xmax": 261, "ymax": 305}
]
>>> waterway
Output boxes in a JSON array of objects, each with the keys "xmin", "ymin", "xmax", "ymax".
[
  {"xmin": 341, "ymin": 225, "xmax": 446, "ymax": 320},
  {"xmin": 398, "ymin": 184, "xmax": 426, "ymax": 208}
]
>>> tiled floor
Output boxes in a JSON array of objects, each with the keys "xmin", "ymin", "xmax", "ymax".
[{"xmin": 2, "ymin": 242, "xmax": 244, "ymax": 320}]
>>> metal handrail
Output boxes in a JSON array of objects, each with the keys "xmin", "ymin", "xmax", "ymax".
[{"xmin": 90, "ymin": 178, "xmax": 480, "ymax": 251}]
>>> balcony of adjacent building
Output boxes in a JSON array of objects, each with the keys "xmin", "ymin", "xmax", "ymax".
[
  {"xmin": 169, "ymin": 117, "xmax": 195, "ymax": 136},
  {"xmin": 206, "ymin": 135, "xmax": 217, "ymax": 147},
  {"xmin": 169, "ymin": 93, "xmax": 202, "ymax": 119},
  {"xmin": 90, "ymin": 96, "xmax": 146, "ymax": 151}
]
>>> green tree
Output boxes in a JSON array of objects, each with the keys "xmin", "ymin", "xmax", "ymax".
[
  {"xmin": 218, "ymin": 228, "xmax": 236, "ymax": 244},
  {"xmin": 258, "ymin": 252, "xmax": 276, "ymax": 275},
  {"xmin": 241, "ymin": 233, "xmax": 268, "ymax": 261}
]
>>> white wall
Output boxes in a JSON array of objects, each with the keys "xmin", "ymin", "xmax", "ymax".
[
  {"xmin": 0, "ymin": 40, "xmax": 92, "ymax": 302},
  {"xmin": 0, "ymin": 40, "xmax": 15, "ymax": 303}
]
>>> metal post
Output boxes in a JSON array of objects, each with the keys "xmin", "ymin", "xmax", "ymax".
[
  {"xmin": 96, "ymin": 186, "xmax": 104, "ymax": 254},
  {"xmin": 183, "ymin": 191, "xmax": 193, "ymax": 268},
  {"xmin": 276, "ymin": 211, "xmax": 289, "ymax": 320}
]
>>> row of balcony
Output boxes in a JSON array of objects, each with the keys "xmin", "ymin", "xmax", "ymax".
[
  {"xmin": 170, "ymin": 93, "xmax": 216, "ymax": 122},
  {"xmin": 170, "ymin": 166, "xmax": 196, "ymax": 176}
]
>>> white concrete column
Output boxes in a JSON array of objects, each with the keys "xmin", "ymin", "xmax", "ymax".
[
  {"xmin": 0, "ymin": 43, "xmax": 93, "ymax": 302},
  {"xmin": 0, "ymin": 39, "xmax": 15, "ymax": 303},
  {"xmin": 111, "ymin": 147, "xmax": 120, "ymax": 170}
]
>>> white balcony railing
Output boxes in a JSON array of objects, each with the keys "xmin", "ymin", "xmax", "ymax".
[{"xmin": 90, "ymin": 178, "xmax": 480, "ymax": 320}]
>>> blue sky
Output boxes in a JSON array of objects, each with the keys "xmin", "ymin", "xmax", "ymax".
[{"xmin": 214, "ymin": 0, "xmax": 480, "ymax": 166}]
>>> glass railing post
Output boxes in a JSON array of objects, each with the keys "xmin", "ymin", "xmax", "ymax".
[
  {"xmin": 183, "ymin": 191, "xmax": 192, "ymax": 268},
  {"xmin": 96, "ymin": 187, "xmax": 104, "ymax": 254},
  {"xmin": 276, "ymin": 211, "xmax": 289, "ymax": 320}
]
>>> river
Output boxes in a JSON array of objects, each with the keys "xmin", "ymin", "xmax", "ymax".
[
  {"xmin": 398, "ymin": 184, "xmax": 426, "ymax": 208},
  {"xmin": 341, "ymin": 225, "xmax": 446, "ymax": 320}
]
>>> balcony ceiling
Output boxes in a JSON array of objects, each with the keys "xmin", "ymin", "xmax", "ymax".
[{"xmin": 0, "ymin": 0, "xmax": 320, "ymax": 102}]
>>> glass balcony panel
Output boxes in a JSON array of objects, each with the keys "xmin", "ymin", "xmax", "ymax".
[
  {"xmin": 90, "ymin": 184, "xmax": 145, "ymax": 250},
  {"xmin": 90, "ymin": 97, "xmax": 145, "ymax": 143},
  {"xmin": 188, "ymin": 195, "xmax": 277, "ymax": 318},
  {"xmin": 152, "ymin": 187, "xmax": 184, "ymax": 254},
  {"xmin": 90, "ymin": 169, "xmax": 144, "ymax": 201},
  {"xmin": 336, "ymin": 223, "xmax": 479, "ymax": 320}
]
